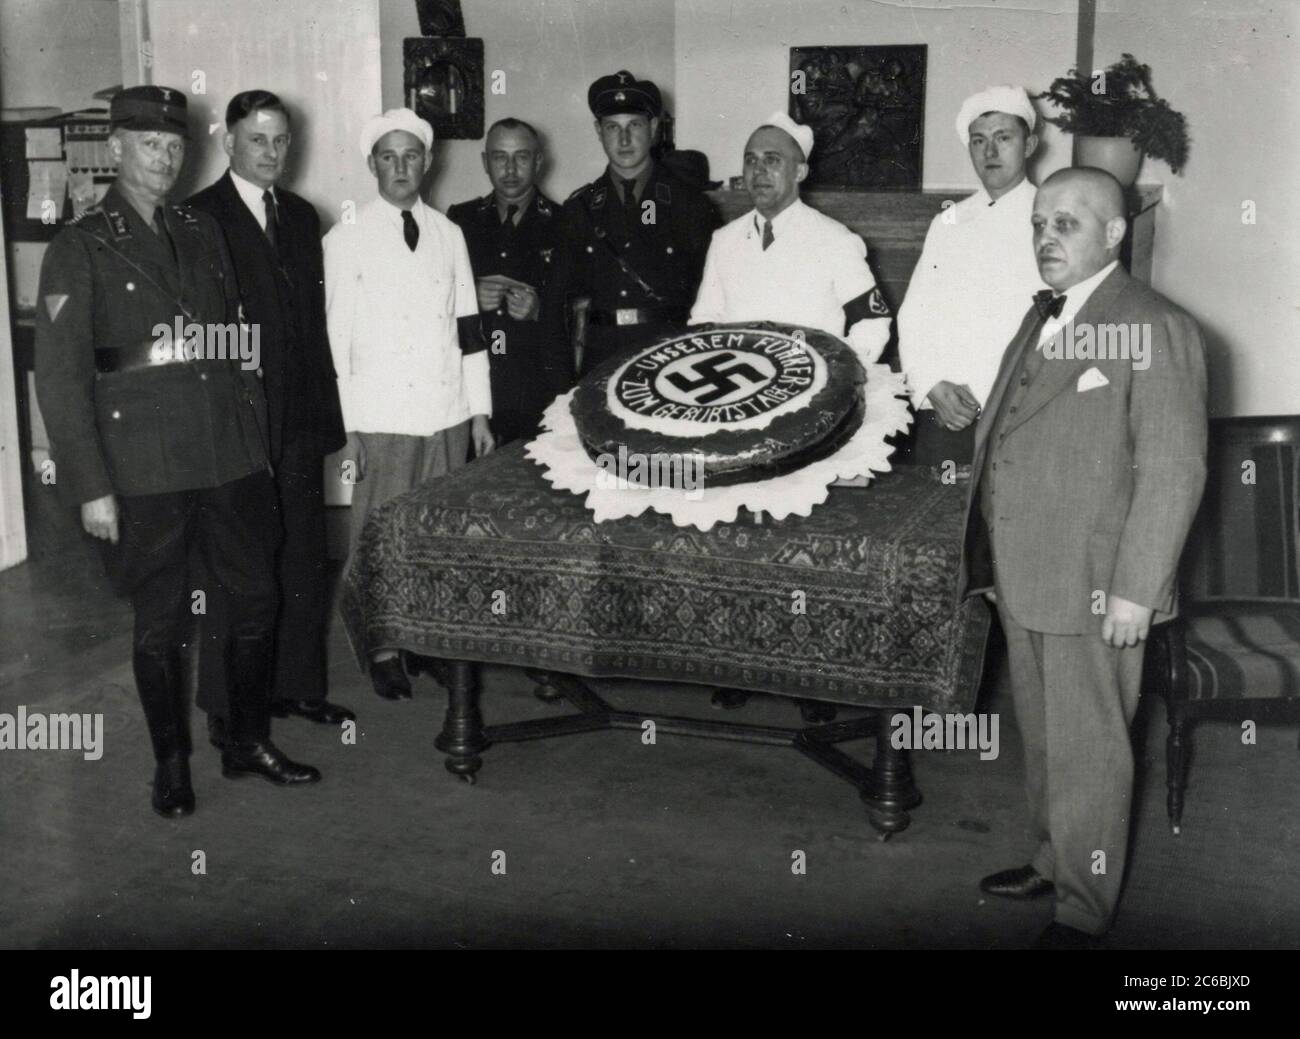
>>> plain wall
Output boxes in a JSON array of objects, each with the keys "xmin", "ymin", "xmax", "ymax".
[
  {"xmin": 378, "ymin": 0, "xmax": 676, "ymax": 209},
  {"xmin": 1094, "ymin": 0, "xmax": 1300, "ymax": 417},
  {"xmin": 140, "ymin": 0, "xmax": 383, "ymax": 230},
  {"xmin": 673, "ymin": 0, "xmax": 1077, "ymax": 192},
  {"xmin": 0, "ymin": 0, "xmax": 120, "ymax": 113}
]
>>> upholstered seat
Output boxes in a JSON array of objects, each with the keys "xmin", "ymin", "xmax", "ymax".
[{"xmin": 1145, "ymin": 416, "xmax": 1300, "ymax": 833}]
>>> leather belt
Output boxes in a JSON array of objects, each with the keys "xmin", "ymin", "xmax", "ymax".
[
  {"xmin": 95, "ymin": 338, "xmax": 208, "ymax": 374},
  {"xmin": 588, "ymin": 306, "xmax": 685, "ymax": 328}
]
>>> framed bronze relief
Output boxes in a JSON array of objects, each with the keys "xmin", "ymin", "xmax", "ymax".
[
  {"xmin": 404, "ymin": 36, "xmax": 484, "ymax": 140},
  {"xmin": 789, "ymin": 45, "xmax": 926, "ymax": 190}
]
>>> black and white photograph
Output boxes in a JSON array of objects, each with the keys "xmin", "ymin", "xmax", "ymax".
[{"xmin": 0, "ymin": 0, "xmax": 1296, "ymax": 1014}]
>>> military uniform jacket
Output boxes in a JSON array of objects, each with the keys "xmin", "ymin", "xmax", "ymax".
[
  {"xmin": 35, "ymin": 184, "xmax": 269, "ymax": 506},
  {"xmin": 187, "ymin": 171, "xmax": 347, "ymax": 462},
  {"xmin": 544, "ymin": 162, "xmax": 719, "ymax": 351},
  {"xmin": 446, "ymin": 190, "xmax": 565, "ymax": 434}
]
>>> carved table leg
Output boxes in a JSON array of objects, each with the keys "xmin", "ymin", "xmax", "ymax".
[
  {"xmin": 862, "ymin": 711, "xmax": 922, "ymax": 840},
  {"xmin": 525, "ymin": 668, "xmax": 564, "ymax": 703},
  {"xmin": 434, "ymin": 660, "xmax": 488, "ymax": 784},
  {"xmin": 1166, "ymin": 706, "xmax": 1189, "ymax": 835}
]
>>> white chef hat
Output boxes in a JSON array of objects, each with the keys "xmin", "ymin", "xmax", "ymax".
[
  {"xmin": 360, "ymin": 107, "xmax": 434, "ymax": 158},
  {"xmin": 955, "ymin": 86, "xmax": 1037, "ymax": 145},
  {"xmin": 758, "ymin": 110, "xmax": 815, "ymax": 161}
]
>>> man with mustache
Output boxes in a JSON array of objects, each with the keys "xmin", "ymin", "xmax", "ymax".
[
  {"xmin": 961, "ymin": 167, "xmax": 1207, "ymax": 947},
  {"xmin": 35, "ymin": 86, "xmax": 321, "ymax": 817},
  {"xmin": 325, "ymin": 107, "xmax": 494, "ymax": 701},
  {"xmin": 448, "ymin": 118, "xmax": 563, "ymax": 445},
  {"xmin": 898, "ymin": 86, "xmax": 1047, "ymax": 467},
  {"xmin": 689, "ymin": 111, "xmax": 893, "ymax": 722}
]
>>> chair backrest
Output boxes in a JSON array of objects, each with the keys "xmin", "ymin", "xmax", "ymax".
[{"xmin": 1183, "ymin": 416, "xmax": 1300, "ymax": 602}]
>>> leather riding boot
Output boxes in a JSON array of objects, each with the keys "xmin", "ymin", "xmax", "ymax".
[{"xmin": 131, "ymin": 648, "xmax": 195, "ymax": 817}]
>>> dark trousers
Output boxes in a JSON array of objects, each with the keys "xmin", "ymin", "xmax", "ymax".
[
  {"xmin": 108, "ymin": 468, "xmax": 279, "ymax": 654},
  {"xmin": 197, "ymin": 440, "xmax": 329, "ymax": 718},
  {"xmin": 905, "ymin": 409, "xmax": 976, "ymax": 467}
]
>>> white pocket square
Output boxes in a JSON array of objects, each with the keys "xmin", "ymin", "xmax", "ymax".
[{"xmin": 1077, "ymin": 367, "xmax": 1109, "ymax": 392}]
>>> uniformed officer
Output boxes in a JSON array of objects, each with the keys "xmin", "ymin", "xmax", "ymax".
[
  {"xmin": 34, "ymin": 86, "xmax": 321, "ymax": 819},
  {"xmin": 448, "ymin": 117, "xmax": 564, "ymax": 444},
  {"xmin": 544, "ymin": 70, "xmax": 719, "ymax": 379}
]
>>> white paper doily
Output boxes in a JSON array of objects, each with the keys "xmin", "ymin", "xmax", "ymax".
[{"xmin": 525, "ymin": 365, "xmax": 913, "ymax": 531}]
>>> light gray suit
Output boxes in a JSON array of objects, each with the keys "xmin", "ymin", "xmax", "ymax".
[{"xmin": 960, "ymin": 264, "xmax": 1207, "ymax": 933}]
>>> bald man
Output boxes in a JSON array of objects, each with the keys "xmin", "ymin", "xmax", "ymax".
[
  {"xmin": 690, "ymin": 115, "xmax": 891, "ymax": 369},
  {"xmin": 690, "ymin": 113, "xmax": 892, "ymax": 722},
  {"xmin": 959, "ymin": 167, "xmax": 1207, "ymax": 947}
]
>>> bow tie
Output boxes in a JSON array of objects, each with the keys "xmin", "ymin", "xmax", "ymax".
[{"xmin": 1033, "ymin": 289, "xmax": 1066, "ymax": 320}]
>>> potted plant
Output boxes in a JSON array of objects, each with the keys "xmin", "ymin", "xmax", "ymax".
[{"xmin": 1037, "ymin": 53, "xmax": 1190, "ymax": 185}]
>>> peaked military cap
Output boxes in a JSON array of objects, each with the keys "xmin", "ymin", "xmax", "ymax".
[
  {"xmin": 110, "ymin": 85, "xmax": 191, "ymax": 138},
  {"xmin": 588, "ymin": 70, "xmax": 662, "ymax": 119}
]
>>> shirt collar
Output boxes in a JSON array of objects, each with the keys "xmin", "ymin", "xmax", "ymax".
[
  {"xmin": 609, "ymin": 163, "xmax": 653, "ymax": 203},
  {"xmin": 1056, "ymin": 259, "xmax": 1120, "ymax": 322},
  {"xmin": 755, "ymin": 196, "xmax": 805, "ymax": 234},
  {"xmin": 495, "ymin": 188, "xmax": 535, "ymax": 223},
  {"xmin": 375, "ymin": 193, "xmax": 426, "ymax": 226},
  {"xmin": 984, "ymin": 175, "xmax": 1033, "ymax": 209},
  {"xmin": 230, "ymin": 168, "xmax": 275, "ymax": 214}
]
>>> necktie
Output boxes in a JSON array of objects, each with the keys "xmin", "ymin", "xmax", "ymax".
[
  {"xmin": 621, "ymin": 178, "xmax": 638, "ymax": 223},
  {"xmin": 402, "ymin": 209, "xmax": 419, "ymax": 252},
  {"xmin": 1033, "ymin": 288, "xmax": 1066, "ymax": 320},
  {"xmin": 761, "ymin": 219, "xmax": 775, "ymax": 251},
  {"xmin": 262, "ymin": 189, "xmax": 280, "ymax": 253},
  {"xmin": 503, "ymin": 203, "xmax": 518, "ymax": 227},
  {"xmin": 151, "ymin": 208, "xmax": 177, "ymax": 266}
]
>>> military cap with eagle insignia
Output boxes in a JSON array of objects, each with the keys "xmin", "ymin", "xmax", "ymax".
[
  {"xmin": 587, "ymin": 70, "xmax": 662, "ymax": 118},
  {"xmin": 109, "ymin": 84, "xmax": 191, "ymax": 138}
]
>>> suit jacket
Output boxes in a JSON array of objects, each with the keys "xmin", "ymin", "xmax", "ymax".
[
  {"xmin": 187, "ymin": 171, "xmax": 346, "ymax": 461},
  {"xmin": 958, "ymin": 265, "xmax": 1208, "ymax": 634}
]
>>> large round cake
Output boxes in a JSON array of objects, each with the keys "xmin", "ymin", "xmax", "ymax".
[{"xmin": 571, "ymin": 322, "xmax": 866, "ymax": 489}]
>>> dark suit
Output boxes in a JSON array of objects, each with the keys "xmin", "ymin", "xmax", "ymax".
[
  {"xmin": 187, "ymin": 172, "xmax": 347, "ymax": 715},
  {"xmin": 544, "ymin": 161, "xmax": 718, "ymax": 377},
  {"xmin": 447, "ymin": 190, "xmax": 563, "ymax": 443},
  {"xmin": 960, "ymin": 264, "xmax": 1207, "ymax": 934}
]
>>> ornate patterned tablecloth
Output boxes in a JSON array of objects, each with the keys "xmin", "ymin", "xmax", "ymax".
[{"xmin": 339, "ymin": 445, "xmax": 989, "ymax": 712}]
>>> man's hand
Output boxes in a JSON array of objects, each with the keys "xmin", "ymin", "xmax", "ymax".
[
  {"xmin": 341, "ymin": 431, "xmax": 367, "ymax": 484},
  {"xmin": 81, "ymin": 494, "xmax": 118, "ymax": 544},
  {"xmin": 470, "ymin": 414, "xmax": 495, "ymax": 457},
  {"xmin": 1102, "ymin": 594, "xmax": 1153, "ymax": 648},
  {"xmin": 926, "ymin": 381, "xmax": 981, "ymax": 431},
  {"xmin": 504, "ymin": 282, "xmax": 540, "ymax": 321},
  {"xmin": 476, "ymin": 277, "xmax": 507, "ymax": 313}
]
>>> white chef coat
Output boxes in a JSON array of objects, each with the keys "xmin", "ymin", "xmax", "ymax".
[
  {"xmin": 897, "ymin": 176, "xmax": 1045, "ymax": 410},
  {"xmin": 689, "ymin": 197, "xmax": 891, "ymax": 366},
  {"xmin": 324, "ymin": 196, "xmax": 490, "ymax": 436}
]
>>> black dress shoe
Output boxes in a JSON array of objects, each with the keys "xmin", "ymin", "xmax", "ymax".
[
  {"xmin": 152, "ymin": 756, "xmax": 195, "ymax": 817},
  {"xmin": 979, "ymin": 864, "xmax": 1055, "ymax": 900},
  {"xmin": 370, "ymin": 656, "xmax": 413, "ymax": 700},
  {"xmin": 222, "ymin": 741, "xmax": 322, "ymax": 785},
  {"xmin": 271, "ymin": 698, "xmax": 357, "ymax": 724},
  {"xmin": 207, "ymin": 715, "xmax": 227, "ymax": 751},
  {"xmin": 798, "ymin": 699, "xmax": 838, "ymax": 724},
  {"xmin": 1033, "ymin": 921, "xmax": 1104, "ymax": 950},
  {"xmin": 712, "ymin": 687, "xmax": 751, "ymax": 710}
]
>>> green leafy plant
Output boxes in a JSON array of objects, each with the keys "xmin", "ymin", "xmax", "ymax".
[{"xmin": 1038, "ymin": 53, "xmax": 1190, "ymax": 174}]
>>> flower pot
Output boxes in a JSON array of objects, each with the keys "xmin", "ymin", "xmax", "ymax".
[{"xmin": 1073, "ymin": 135, "xmax": 1144, "ymax": 186}]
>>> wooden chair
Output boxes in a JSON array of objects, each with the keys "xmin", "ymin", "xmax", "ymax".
[{"xmin": 1144, "ymin": 416, "xmax": 1300, "ymax": 833}]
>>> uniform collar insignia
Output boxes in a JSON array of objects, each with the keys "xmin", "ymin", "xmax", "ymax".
[
  {"xmin": 105, "ymin": 209, "xmax": 131, "ymax": 239},
  {"xmin": 172, "ymin": 205, "xmax": 198, "ymax": 224},
  {"xmin": 655, "ymin": 181, "xmax": 671, "ymax": 205},
  {"xmin": 591, "ymin": 185, "xmax": 607, "ymax": 209}
]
